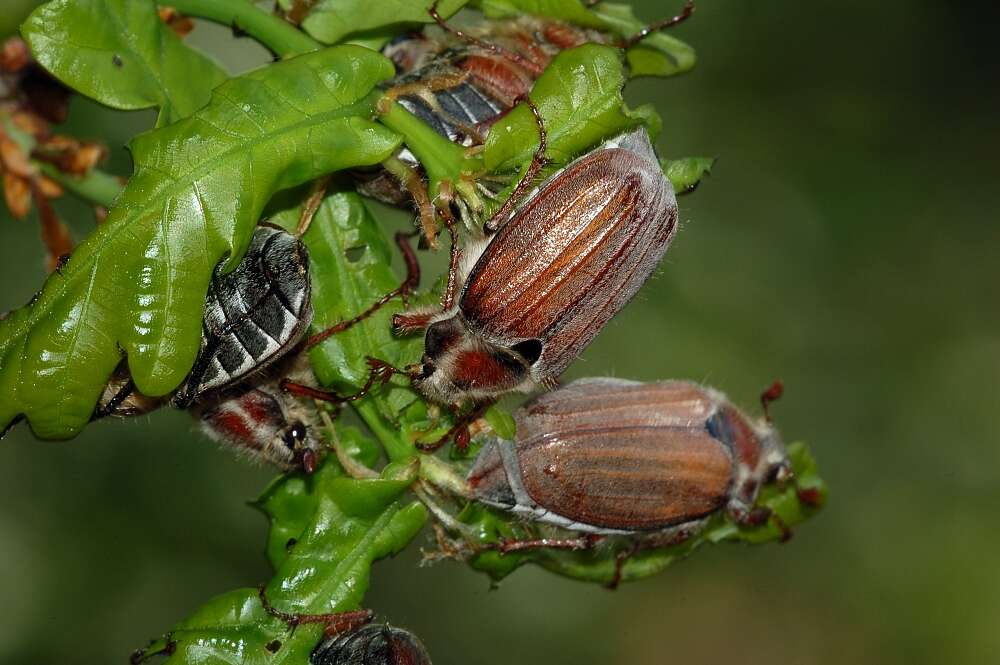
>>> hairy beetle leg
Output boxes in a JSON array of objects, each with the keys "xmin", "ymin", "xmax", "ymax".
[
  {"xmin": 258, "ymin": 586, "xmax": 374, "ymax": 638},
  {"xmin": 305, "ymin": 232, "xmax": 421, "ymax": 350},
  {"xmin": 280, "ymin": 358, "xmax": 402, "ymax": 405},
  {"xmin": 483, "ymin": 97, "xmax": 549, "ymax": 235},
  {"xmin": 619, "ymin": 0, "xmax": 696, "ymax": 50},
  {"xmin": 428, "ymin": 1, "xmax": 543, "ymax": 76},
  {"xmin": 295, "ymin": 174, "xmax": 332, "ymax": 237},
  {"xmin": 416, "ymin": 399, "xmax": 495, "ymax": 453}
]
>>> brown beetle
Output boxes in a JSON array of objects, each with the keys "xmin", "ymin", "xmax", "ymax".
[
  {"xmin": 467, "ymin": 378, "xmax": 811, "ymax": 540},
  {"xmin": 394, "ymin": 128, "xmax": 678, "ymax": 407}
]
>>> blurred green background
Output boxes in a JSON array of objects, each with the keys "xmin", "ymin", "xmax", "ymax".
[{"xmin": 2, "ymin": 1, "xmax": 998, "ymax": 663}]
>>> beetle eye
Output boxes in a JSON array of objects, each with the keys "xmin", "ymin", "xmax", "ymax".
[
  {"xmin": 511, "ymin": 338, "xmax": 543, "ymax": 365},
  {"xmin": 283, "ymin": 422, "xmax": 307, "ymax": 449},
  {"xmin": 421, "ymin": 362, "xmax": 436, "ymax": 378}
]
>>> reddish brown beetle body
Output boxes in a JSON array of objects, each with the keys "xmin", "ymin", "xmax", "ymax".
[
  {"xmin": 410, "ymin": 129, "xmax": 678, "ymax": 404},
  {"xmin": 467, "ymin": 378, "xmax": 791, "ymax": 536}
]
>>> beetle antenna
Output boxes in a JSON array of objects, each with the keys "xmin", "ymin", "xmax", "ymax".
[
  {"xmin": 428, "ymin": 1, "xmax": 543, "ymax": 75},
  {"xmin": 760, "ymin": 379, "xmax": 784, "ymax": 422},
  {"xmin": 619, "ymin": 0, "xmax": 695, "ymax": 50},
  {"xmin": 483, "ymin": 97, "xmax": 549, "ymax": 235},
  {"xmin": 305, "ymin": 232, "xmax": 421, "ymax": 349}
]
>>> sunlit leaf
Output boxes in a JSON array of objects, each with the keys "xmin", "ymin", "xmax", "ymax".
[
  {"xmin": 662, "ymin": 156, "xmax": 715, "ymax": 195},
  {"xmin": 22, "ymin": 0, "xmax": 228, "ymax": 126},
  {"xmin": 484, "ymin": 44, "xmax": 644, "ymax": 171},
  {"xmin": 301, "ymin": 0, "xmax": 469, "ymax": 45},
  {"xmin": 0, "ymin": 46, "xmax": 401, "ymax": 439}
]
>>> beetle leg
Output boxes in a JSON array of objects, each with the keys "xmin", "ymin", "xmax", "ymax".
[
  {"xmin": 258, "ymin": 586, "xmax": 374, "ymax": 638},
  {"xmin": 428, "ymin": 1, "xmax": 543, "ymax": 76},
  {"xmin": 483, "ymin": 97, "xmax": 549, "ymax": 235},
  {"xmin": 130, "ymin": 633, "xmax": 176, "ymax": 664},
  {"xmin": 295, "ymin": 174, "xmax": 332, "ymax": 237},
  {"xmin": 280, "ymin": 358, "xmax": 401, "ymax": 404},
  {"xmin": 416, "ymin": 398, "xmax": 495, "ymax": 453},
  {"xmin": 491, "ymin": 535, "xmax": 599, "ymax": 555},
  {"xmin": 435, "ymin": 184, "xmax": 463, "ymax": 311},
  {"xmin": 618, "ymin": 0, "xmax": 696, "ymax": 50},
  {"xmin": 760, "ymin": 378, "xmax": 784, "ymax": 422},
  {"xmin": 305, "ymin": 232, "xmax": 421, "ymax": 349}
]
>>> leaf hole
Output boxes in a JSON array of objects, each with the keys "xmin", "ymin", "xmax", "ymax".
[
  {"xmin": 265, "ymin": 639, "xmax": 282, "ymax": 653},
  {"xmin": 345, "ymin": 245, "xmax": 367, "ymax": 263}
]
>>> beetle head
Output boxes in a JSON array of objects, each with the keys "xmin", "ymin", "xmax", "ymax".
[{"xmin": 414, "ymin": 315, "xmax": 538, "ymax": 404}]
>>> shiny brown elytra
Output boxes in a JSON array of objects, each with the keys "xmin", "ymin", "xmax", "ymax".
[
  {"xmin": 398, "ymin": 129, "xmax": 678, "ymax": 405},
  {"xmin": 467, "ymin": 378, "xmax": 798, "ymax": 538}
]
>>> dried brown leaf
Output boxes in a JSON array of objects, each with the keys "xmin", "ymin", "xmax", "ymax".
[{"xmin": 3, "ymin": 171, "xmax": 32, "ymax": 218}]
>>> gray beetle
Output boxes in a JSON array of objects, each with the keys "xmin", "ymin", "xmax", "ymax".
[{"xmin": 95, "ymin": 225, "xmax": 323, "ymax": 471}]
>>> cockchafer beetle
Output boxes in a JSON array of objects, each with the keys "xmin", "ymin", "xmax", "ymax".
[
  {"xmin": 91, "ymin": 225, "xmax": 327, "ymax": 472},
  {"xmin": 466, "ymin": 378, "xmax": 821, "ymax": 543},
  {"xmin": 396, "ymin": 127, "xmax": 678, "ymax": 407},
  {"xmin": 311, "ymin": 624, "xmax": 433, "ymax": 665},
  {"xmin": 289, "ymin": 124, "xmax": 678, "ymax": 452}
]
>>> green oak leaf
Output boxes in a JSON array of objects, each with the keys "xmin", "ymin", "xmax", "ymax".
[
  {"xmin": 459, "ymin": 441, "xmax": 826, "ymax": 585},
  {"xmin": 484, "ymin": 44, "xmax": 645, "ymax": 172},
  {"xmin": 144, "ymin": 457, "xmax": 426, "ymax": 665},
  {"xmin": 590, "ymin": 2, "xmax": 696, "ymax": 78},
  {"xmin": 662, "ymin": 156, "xmax": 716, "ymax": 195},
  {"xmin": 302, "ymin": 0, "xmax": 469, "ymax": 45},
  {"xmin": 474, "ymin": 0, "xmax": 606, "ymax": 27},
  {"xmin": 22, "ymin": 0, "xmax": 228, "ymax": 127},
  {"xmin": 0, "ymin": 46, "xmax": 402, "ymax": 439}
]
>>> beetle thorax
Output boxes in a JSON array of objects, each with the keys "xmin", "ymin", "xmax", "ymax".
[{"xmin": 414, "ymin": 314, "xmax": 536, "ymax": 404}]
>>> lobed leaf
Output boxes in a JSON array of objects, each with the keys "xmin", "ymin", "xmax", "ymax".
[
  {"xmin": 662, "ymin": 156, "xmax": 716, "ymax": 194},
  {"xmin": 0, "ymin": 46, "xmax": 402, "ymax": 439},
  {"xmin": 22, "ymin": 0, "xmax": 228, "ymax": 127},
  {"xmin": 301, "ymin": 0, "xmax": 469, "ymax": 45},
  {"xmin": 149, "ymin": 457, "xmax": 426, "ymax": 665},
  {"xmin": 458, "ymin": 441, "xmax": 826, "ymax": 585},
  {"xmin": 483, "ymin": 43, "xmax": 645, "ymax": 172}
]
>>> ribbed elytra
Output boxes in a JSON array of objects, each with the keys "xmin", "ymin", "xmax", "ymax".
[
  {"xmin": 311, "ymin": 624, "xmax": 432, "ymax": 665},
  {"xmin": 467, "ymin": 378, "xmax": 794, "ymax": 537}
]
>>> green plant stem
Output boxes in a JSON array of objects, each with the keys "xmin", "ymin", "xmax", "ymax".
[
  {"xmin": 37, "ymin": 163, "xmax": 123, "ymax": 209},
  {"xmin": 378, "ymin": 101, "xmax": 479, "ymax": 198},
  {"xmin": 163, "ymin": 0, "xmax": 321, "ymax": 57},
  {"xmin": 352, "ymin": 399, "xmax": 416, "ymax": 464}
]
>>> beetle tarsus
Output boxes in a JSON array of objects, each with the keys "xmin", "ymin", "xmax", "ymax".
[
  {"xmin": 416, "ymin": 399, "xmax": 496, "ymax": 453},
  {"xmin": 258, "ymin": 586, "xmax": 374, "ymax": 637},
  {"xmin": 619, "ymin": 0, "xmax": 695, "ymax": 50},
  {"xmin": 305, "ymin": 233, "xmax": 421, "ymax": 349},
  {"xmin": 483, "ymin": 96, "xmax": 549, "ymax": 235},
  {"xmin": 280, "ymin": 358, "xmax": 398, "ymax": 405}
]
